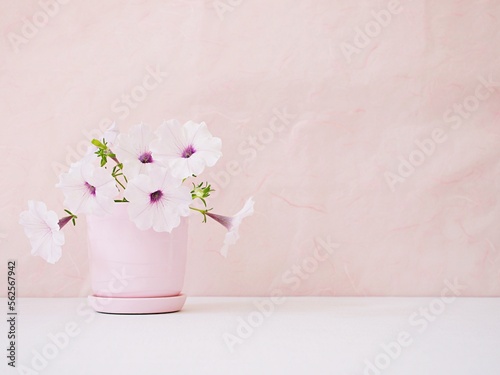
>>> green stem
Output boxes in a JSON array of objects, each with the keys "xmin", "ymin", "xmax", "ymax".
[
  {"xmin": 189, "ymin": 206, "xmax": 209, "ymax": 214},
  {"xmin": 189, "ymin": 206, "xmax": 211, "ymax": 223},
  {"xmin": 117, "ymin": 180, "xmax": 126, "ymax": 190}
]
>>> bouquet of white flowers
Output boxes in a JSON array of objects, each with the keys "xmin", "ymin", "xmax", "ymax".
[{"xmin": 19, "ymin": 121, "xmax": 254, "ymax": 264}]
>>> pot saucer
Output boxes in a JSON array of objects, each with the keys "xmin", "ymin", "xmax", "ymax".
[{"xmin": 88, "ymin": 294, "xmax": 186, "ymax": 314}]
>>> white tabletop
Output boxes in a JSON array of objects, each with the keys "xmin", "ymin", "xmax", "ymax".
[{"xmin": 2, "ymin": 297, "xmax": 500, "ymax": 375}]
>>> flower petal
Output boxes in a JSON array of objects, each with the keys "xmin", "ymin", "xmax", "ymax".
[
  {"xmin": 125, "ymin": 166, "xmax": 191, "ymax": 232},
  {"xmin": 151, "ymin": 119, "xmax": 222, "ymax": 179},
  {"xmin": 56, "ymin": 160, "xmax": 117, "ymax": 215},
  {"xmin": 115, "ymin": 123, "xmax": 158, "ymax": 179},
  {"xmin": 19, "ymin": 201, "xmax": 65, "ymax": 264},
  {"xmin": 219, "ymin": 203, "xmax": 252, "ymax": 258}
]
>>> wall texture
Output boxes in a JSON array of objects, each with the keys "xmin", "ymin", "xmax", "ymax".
[{"xmin": 1, "ymin": 0, "xmax": 499, "ymax": 297}]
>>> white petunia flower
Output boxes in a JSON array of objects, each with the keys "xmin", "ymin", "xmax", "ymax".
[
  {"xmin": 150, "ymin": 120, "xmax": 222, "ymax": 179},
  {"xmin": 124, "ymin": 166, "xmax": 191, "ymax": 232},
  {"xmin": 56, "ymin": 160, "xmax": 118, "ymax": 216},
  {"xmin": 206, "ymin": 197, "xmax": 254, "ymax": 257},
  {"xmin": 114, "ymin": 123, "xmax": 158, "ymax": 179},
  {"xmin": 19, "ymin": 201, "xmax": 65, "ymax": 264}
]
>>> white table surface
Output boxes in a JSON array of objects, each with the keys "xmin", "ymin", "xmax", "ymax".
[{"xmin": 2, "ymin": 297, "xmax": 499, "ymax": 375}]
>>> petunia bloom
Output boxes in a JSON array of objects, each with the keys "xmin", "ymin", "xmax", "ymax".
[
  {"xmin": 19, "ymin": 201, "xmax": 65, "ymax": 264},
  {"xmin": 206, "ymin": 197, "xmax": 254, "ymax": 257},
  {"xmin": 56, "ymin": 160, "xmax": 118, "ymax": 216},
  {"xmin": 124, "ymin": 166, "xmax": 191, "ymax": 232},
  {"xmin": 150, "ymin": 120, "xmax": 222, "ymax": 179},
  {"xmin": 114, "ymin": 123, "xmax": 158, "ymax": 179}
]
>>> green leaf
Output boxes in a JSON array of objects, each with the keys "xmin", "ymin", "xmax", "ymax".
[{"xmin": 91, "ymin": 139, "xmax": 106, "ymax": 149}]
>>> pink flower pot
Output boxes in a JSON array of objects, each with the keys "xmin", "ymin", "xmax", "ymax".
[{"xmin": 86, "ymin": 204, "xmax": 188, "ymax": 314}]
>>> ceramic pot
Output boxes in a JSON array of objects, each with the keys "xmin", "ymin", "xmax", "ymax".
[{"xmin": 86, "ymin": 204, "xmax": 188, "ymax": 314}]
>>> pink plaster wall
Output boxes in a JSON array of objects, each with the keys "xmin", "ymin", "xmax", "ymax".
[{"xmin": 1, "ymin": 0, "xmax": 500, "ymax": 297}]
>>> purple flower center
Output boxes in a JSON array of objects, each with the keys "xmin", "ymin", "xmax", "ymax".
[
  {"xmin": 138, "ymin": 151, "xmax": 153, "ymax": 164},
  {"xmin": 150, "ymin": 190, "xmax": 163, "ymax": 203},
  {"xmin": 85, "ymin": 182, "xmax": 96, "ymax": 196},
  {"xmin": 181, "ymin": 145, "xmax": 196, "ymax": 158}
]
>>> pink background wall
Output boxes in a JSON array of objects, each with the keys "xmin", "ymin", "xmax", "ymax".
[{"xmin": 1, "ymin": 0, "xmax": 500, "ymax": 297}]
